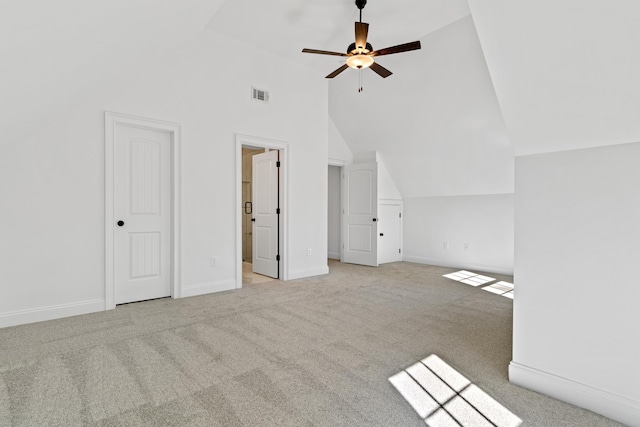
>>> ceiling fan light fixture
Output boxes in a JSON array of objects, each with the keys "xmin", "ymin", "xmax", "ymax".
[{"xmin": 346, "ymin": 54, "xmax": 374, "ymax": 69}]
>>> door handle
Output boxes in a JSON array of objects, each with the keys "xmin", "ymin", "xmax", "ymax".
[
  {"xmin": 117, "ymin": 220, "xmax": 125, "ymax": 227},
  {"xmin": 372, "ymin": 218, "xmax": 377, "ymax": 222},
  {"xmin": 251, "ymin": 218, "xmax": 256, "ymax": 222},
  {"xmin": 380, "ymin": 233, "xmax": 384, "ymax": 236},
  {"xmin": 244, "ymin": 201, "xmax": 252, "ymax": 214}
]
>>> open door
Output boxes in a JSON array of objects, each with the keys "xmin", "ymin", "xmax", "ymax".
[
  {"xmin": 252, "ymin": 150, "xmax": 279, "ymax": 278},
  {"xmin": 343, "ymin": 162, "xmax": 378, "ymax": 266}
]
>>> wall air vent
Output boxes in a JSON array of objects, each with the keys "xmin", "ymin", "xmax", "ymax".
[{"xmin": 251, "ymin": 86, "xmax": 269, "ymax": 103}]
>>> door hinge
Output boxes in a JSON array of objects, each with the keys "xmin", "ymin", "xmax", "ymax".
[
  {"xmin": 399, "ymin": 249, "xmax": 401, "ymax": 254},
  {"xmin": 276, "ymin": 208, "xmax": 280, "ymax": 214},
  {"xmin": 399, "ymin": 212, "xmax": 402, "ymax": 218},
  {"xmin": 276, "ymin": 255, "xmax": 281, "ymax": 261},
  {"xmin": 276, "ymin": 161, "xmax": 281, "ymax": 168}
]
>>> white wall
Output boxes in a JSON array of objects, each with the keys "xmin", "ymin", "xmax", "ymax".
[
  {"xmin": 328, "ymin": 117, "xmax": 353, "ymax": 164},
  {"xmin": 403, "ymin": 194, "xmax": 513, "ymax": 275},
  {"xmin": 468, "ymin": 0, "xmax": 640, "ymax": 156},
  {"xmin": 469, "ymin": 1, "xmax": 640, "ymax": 423},
  {"xmin": 327, "ymin": 166, "xmax": 341, "ymax": 260},
  {"xmin": 510, "ymin": 142, "xmax": 640, "ymax": 425},
  {"xmin": 0, "ymin": 30, "xmax": 329, "ymax": 327},
  {"xmin": 329, "ymin": 17, "xmax": 515, "ymax": 276},
  {"xmin": 377, "ymin": 157, "xmax": 402, "ymax": 201},
  {"xmin": 330, "ymin": 16, "xmax": 514, "ymax": 199},
  {"xmin": 0, "ymin": 0, "xmax": 227, "ymax": 147}
]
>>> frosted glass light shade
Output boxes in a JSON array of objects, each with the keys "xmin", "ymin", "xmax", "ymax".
[{"xmin": 346, "ymin": 54, "xmax": 374, "ymax": 69}]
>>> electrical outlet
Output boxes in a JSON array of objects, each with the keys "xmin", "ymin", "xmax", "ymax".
[
  {"xmin": 210, "ymin": 256, "xmax": 217, "ymax": 267},
  {"xmin": 307, "ymin": 248, "xmax": 312, "ymax": 256}
]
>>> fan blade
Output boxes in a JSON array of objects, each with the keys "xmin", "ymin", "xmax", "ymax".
[
  {"xmin": 326, "ymin": 64, "xmax": 349, "ymax": 79},
  {"xmin": 371, "ymin": 41, "xmax": 421, "ymax": 57},
  {"xmin": 355, "ymin": 22, "xmax": 369, "ymax": 51},
  {"xmin": 302, "ymin": 48, "xmax": 348, "ymax": 57},
  {"xmin": 369, "ymin": 62, "xmax": 393, "ymax": 78}
]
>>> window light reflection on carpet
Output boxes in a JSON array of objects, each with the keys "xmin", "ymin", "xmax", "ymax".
[
  {"xmin": 389, "ymin": 354, "xmax": 522, "ymax": 427},
  {"xmin": 443, "ymin": 271, "xmax": 495, "ymax": 287}
]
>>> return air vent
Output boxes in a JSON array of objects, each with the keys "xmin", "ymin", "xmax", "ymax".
[{"xmin": 251, "ymin": 86, "xmax": 269, "ymax": 103}]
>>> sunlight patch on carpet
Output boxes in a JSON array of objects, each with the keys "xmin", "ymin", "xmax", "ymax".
[
  {"xmin": 482, "ymin": 281, "xmax": 514, "ymax": 299},
  {"xmin": 443, "ymin": 271, "xmax": 495, "ymax": 287},
  {"xmin": 389, "ymin": 355, "xmax": 522, "ymax": 427}
]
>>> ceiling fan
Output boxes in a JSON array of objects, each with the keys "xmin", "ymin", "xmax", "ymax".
[{"xmin": 302, "ymin": 0, "xmax": 421, "ymax": 83}]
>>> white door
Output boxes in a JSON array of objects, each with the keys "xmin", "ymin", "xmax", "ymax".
[
  {"xmin": 378, "ymin": 203, "xmax": 402, "ymax": 264},
  {"xmin": 343, "ymin": 162, "xmax": 378, "ymax": 266},
  {"xmin": 114, "ymin": 125, "xmax": 172, "ymax": 304},
  {"xmin": 252, "ymin": 150, "xmax": 279, "ymax": 278}
]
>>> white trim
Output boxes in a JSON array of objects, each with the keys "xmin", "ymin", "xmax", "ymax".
[
  {"xmin": 182, "ymin": 280, "xmax": 237, "ymax": 298},
  {"xmin": 402, "ymin": 256, "xmax": 514, "ymax": 276},
  {"xmin": 288, "ymin": 266, "xmax": 330, "ymax": 280},
  {"xmin": 236, "ymin": 134, "xmax": 289, "ymax": 288},
  {"xmin": 104, "ymin": 111, "xmax": 182, "ymax": 310},
  {"xmin": 328, "ymin": 158, "xmax": 347, "ymax": 167},
  {"xmin": 328, "ymin": 251, "xmax": 340, "ymax": 260},
  {"xmin": 509, "ymin": 362, "xmax": 640, "ymax": 426},
  {"xmin": 0, "ymin": 299, "xmax": 105, "ymax": 329}
]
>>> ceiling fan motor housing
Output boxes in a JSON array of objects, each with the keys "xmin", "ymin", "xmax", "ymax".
[
  {"xmin": 355, "ymin": 0, "xmax": 367, "ymax": 10},
  {"xmin": 348, "ymin": 42, "xmax": 373, "ymax": 54}
]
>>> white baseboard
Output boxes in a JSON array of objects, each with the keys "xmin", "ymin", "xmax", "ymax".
[
  {"xmin": 328, "ymin": 252, "xmax": 340, "ymax": 260},
  {"xmin": 402, "ymin": 255, "xmax": 514, "ymax": 276},
  {"xmin": 288, "ymin": 265, "xmax": 329, "ymax": 280},
  {"xmin": 181, "ymin": 280, "xmax": 237, "ymax": 298},
  {"xmin": 0, "ymin": 299, "xmax": 105, "ymax": 329},
  {"xmin": 509, "ymin": 362, "xmax": 640, "ymax": 426}
]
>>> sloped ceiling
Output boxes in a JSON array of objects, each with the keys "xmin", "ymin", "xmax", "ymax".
[
  {"xmin": 206, "ymin": 0, "xmax": 471, "ymax": 73},
  {"xmin": 1, "ymin": 0, "xmax": 227, "ymax": 145},
  {"xmin": 207, "ymin": 0, "xmax": 513, "ymax": 198},
  {"xmin": 4, "ymin": 0, "xmax": 513, "ymax": 199},
  {"xmin": 329, "ymin": 16, "xmax": 513, "ymax": 198},
  {"xmin": 468, "ymin": 0, "xmax": 640, "ymax": 156}
]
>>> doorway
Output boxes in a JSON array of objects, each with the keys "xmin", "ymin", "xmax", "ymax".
[
  {"xmin": 241, "ymin": 147, "xmax": 278, "ymax": 284},
  {"xmin": 105, "ymin": 112, "xmax": 182, "ymax": 309},
  {"xmin": 235, "ymin": 134, "xmax": 288, "ymax": 287},
  {"xmin": 328, "ymin": 165, "xmax": 342, "ymax": 260}
]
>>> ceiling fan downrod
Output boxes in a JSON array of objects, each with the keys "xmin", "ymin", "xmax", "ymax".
[{"xmin": 355, "ymin": 0, "xmax": 366, "ymax": 22}]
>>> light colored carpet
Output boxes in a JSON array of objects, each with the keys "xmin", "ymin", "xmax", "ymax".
[{"xmin": 0, "ymin": 260, "xmax": 623, "ymax": 426}]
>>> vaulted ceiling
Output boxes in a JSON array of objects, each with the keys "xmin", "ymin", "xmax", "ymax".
[
  {"xmin": 4, "ymin": 0, "xmax": 638, "ymax": 199},
  {"xmin": 206, "ymin": 0, "xmax": 512, "ymax": 198},
  {"xmin": 206, "ymin": 0, "xmax": 470, "ymax": 72}
]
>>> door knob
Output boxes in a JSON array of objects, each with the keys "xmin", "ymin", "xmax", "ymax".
[
  {"xmin": 372, "ymin": 218, "xmax": 377, "ymax": 222},
  {"xmin": 380, "ymin": 233, "xmax": 384, "ymax": 236},
  {"xmin": 117, "ymin": 220, "xmax": 125, "ymax": 226}
]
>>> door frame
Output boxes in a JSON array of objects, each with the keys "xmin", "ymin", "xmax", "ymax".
[
  {"xmin": 235, "ymin": 134, "xmax": 288, "ymax": 287},
  {"xmin": 104, "ymin": 111, "xmax": 182, "ymax": 310},
  {"xmin": 328, "ymin": 159, "xmax": 346, "ymax": 262}
]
